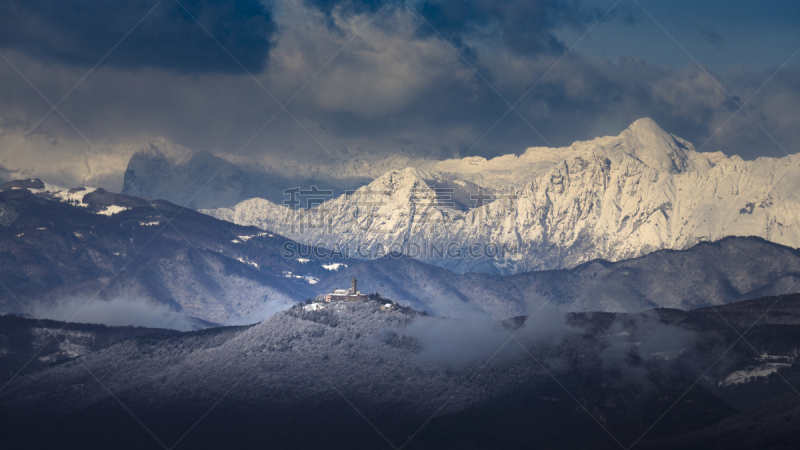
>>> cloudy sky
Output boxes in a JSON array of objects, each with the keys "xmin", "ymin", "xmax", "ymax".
[{"xmin": 0, "ymin": 0, "xmax": 798, "ymax": 170}]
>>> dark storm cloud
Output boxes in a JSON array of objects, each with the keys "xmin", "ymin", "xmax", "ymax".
[
  {"xmin": 288, "ymin": 0, "xmax": 794, "ymax": 159},
  {"xmin": 304, "ymin": 0, "xmax": 383, "ymax": 16},
  {"xmin": 415, "ymin": 0, "xmax": 599, "ymax": 55},
  {"xmin": 0, "ymin": 0, "xmax": 798, "ymax": 170},
  {"xmin": 0, "ymin": 0, "xmax": 275, "ymax": 73},
  {"xmin": 289, "ymin": 28, "xmax": 800, "ymax": 162},
  {"xmin": 306, "ymin": 0, "xmax": 602, "ymax": 55}
]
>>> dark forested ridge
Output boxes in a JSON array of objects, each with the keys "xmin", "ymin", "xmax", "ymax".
[
  {"xmin": 316, "ymin": 236, "xmax": 800, "ymax": 316},
  {"xmin": 0, "ymin": 313, "xmax": 181, "ymax": 382},
  {"xmin": 2, "ymin": 294, "xmax": 800, "ymax": 449},
  {"xmin": 0, "ymin": 179, "xmax": 328, "ymax": 323}
]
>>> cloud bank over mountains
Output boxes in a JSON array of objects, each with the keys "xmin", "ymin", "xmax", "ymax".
[
  {"xmin": 33, "ymin": 296, "xmax": 196, "ymax": 331},
  {"xmin": 0, "ymin": 0, "xmax": 798, "ymax": 185}
]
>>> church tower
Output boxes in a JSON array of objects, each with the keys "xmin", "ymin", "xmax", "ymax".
[{"xmin": 351, "ymin": 276, "xmax": 357, "ymax": 295}]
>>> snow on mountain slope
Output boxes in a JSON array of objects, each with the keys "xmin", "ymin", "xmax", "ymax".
[
  {"xmin": 203, "ymin": 118, "xmax": 800, "ymax": 274},
  {"xmin": 315, "ymin": 237, "xmax": 800, "ymax": 316},
  {"xmin": 2, "ymin": 301, "xmax": 747, "ymax": 450},
  {"xmin": 11, "ymin": 296, "xmax": 800, "ymax": 449},
  {"xmin": 423, "ymin": 117, "xmax": 720, "ymax": 191},
  {"xmin": 0, "ymin": 180, "xmax": 334, "ymax": 324}
]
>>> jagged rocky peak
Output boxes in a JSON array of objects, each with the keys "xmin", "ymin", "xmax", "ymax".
[
  {"xmin": 609, "ymin": 117, "xmax": 715, "ymax": 173},
  {"xmin": 136, "ymin": 137, "xmax": 194, "ymax": 164},
  {"xmin": 364, "ymin": 167, "xmax": 434, "ymax": 195},
  {"xmin": 343, "ymin": 168, "xmax": 437, "ymax": 213},
  {"xmin": 352, "ymin": 167, "xmax": 485, "ymax": 211},
  {"xmin": 122, "ymin": 138, "xmax": 193, "ymax": 194},
  {"xmin": 380, "ymin": 167, "xmax": 432, "ymax": 184}
]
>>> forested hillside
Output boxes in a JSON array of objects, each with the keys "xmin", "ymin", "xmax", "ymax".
[{"xmin": 3, "ymin": 294, "xmax": 800, "ymax": 449}]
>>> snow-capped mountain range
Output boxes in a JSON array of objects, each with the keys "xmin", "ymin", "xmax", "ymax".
[{"xmin": 203, "ymin": 118, "xmax": 800, "ymax": 274}]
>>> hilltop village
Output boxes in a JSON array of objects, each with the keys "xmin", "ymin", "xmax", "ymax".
[
  {"xmin": 324, "ymin": 277, "xmax": 368, "ymax": 302},
  {"xmin": 301, "ymin": 277, "xmax": 401, "ymax": 312}
]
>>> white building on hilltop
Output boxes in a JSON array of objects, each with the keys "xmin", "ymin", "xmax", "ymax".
[
  {"xmin": 303, "ymin": 302, "xmax": 325, "ymax": 311},
  {"xmin": 325, "ymin": 277, "xmax": 367, "ymax": 302}
]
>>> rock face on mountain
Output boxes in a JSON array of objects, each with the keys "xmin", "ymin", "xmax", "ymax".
[
  {"xmin": 204, "ymin": 118, "xmax": 800, "ymax": 274},
  {"xmin": 121, "ymin": 139, "xmax": 285, "ymax": 209},
  {"xmin": 121, "ymin": 138, "xmax": 372, "ymax": 209}
]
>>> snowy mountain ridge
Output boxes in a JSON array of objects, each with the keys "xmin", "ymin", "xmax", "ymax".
[
  {"xmin": 419, "ymin": 117, "xmax": 733, "ymax": 193},
  {"xmin": 203, "ymin": 118, "xmax": 800, "ymax": 274}
]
